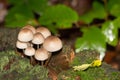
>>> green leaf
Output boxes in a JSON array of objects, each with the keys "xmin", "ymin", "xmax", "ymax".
[
  {"xmin": 8, "ymin": 0, "xmax": 24, "ymax": 5},
  {"xmin": 5, "ymin": 3, "xmax": 35, "ymax": 28},
  {"xmin": 107, "ymin": 0, "xmax": 120, "ymax": 17},
  {"xmin": 75, "ymin": 27, "xmax": 106, "ymax": 56},
  {"xmin": 6, "ymin": 14, "xmax": 36, "ymax": 28},
  {"xmin": 110, "ymin": 4, "xmax": 120, "ymax": 17},
  {"xmin": 9, "ymin": 3, "xmax": 34, "ymax": 18},
  {"xmin": 39, "ymin": 4, "xmax": 79, "ymax": 30},
  {"xmin": 79, "ymin": 1, "xmax": 106, "ymax": 24},
  {"xmin": 107, "ymin": 0, "xmax": 120, "ymax": 12},
  {"xmin": 8, "ymin": 0, "xmax": 49, "ymax": 15},
  {"xmin": 113, "ymin": 17, "xmax": 120, "ymax": 28},
  {"xmin": 75, "ymin": 38, "xmax": 89, "ymax": 52},
  {"xmin": 102, "ymin": 21, "xmax": 118, "ymax": 46},
  {"xmin": 28, "ymin": 0, "xmax": 49, "ymax": 15}
]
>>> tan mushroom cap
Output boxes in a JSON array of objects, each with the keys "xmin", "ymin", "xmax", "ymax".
[
  {"xmin": 36, "ymin": 27, "xmax": 51, "ymax": 38},
  {"xmin": 43, "ymin": 36, "xmax": 63, "ymax": 52},
  {"xmin": 24, "ymin": 47, "xmax": 35, "ymax": 56},
  {"xmin": 34, "ymin": 48, "xmax": 49, "ymax": 61},
  {"xmin": 16, "ymin": 40, "xmax": 28, "ymax": 49},
  {"xmin": 18, "ymin": 28, "xmax": 33, "ymax": 42},
  {"xmin": 22, "ymin": 25, "xmax": 36, "ymax": 34},
  {"xmin": 32, "ymin": 32, "xmax": 44, "ymax": 45}
]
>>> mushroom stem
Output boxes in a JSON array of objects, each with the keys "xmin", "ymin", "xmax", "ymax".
[
  {"xmin": 30, "ymin": 56, "xmax": 36, "ymax": 66},
  {"xmin": 28, "ymin": 41, "xmax": 34, "ymax": 48},
  {"xmin": 22, "ymin": 49, "xmax": 25, "ymax": 57},
  {"xmin": 21, "ymin": 49, "xmax": 26, "ymax": 58},
  {"xmin": 15, "ymin": 48, "xmax": 25, "ymax": 58},
  {"xmin": 37, "ymin": 45, "xmax": 39, "ymax": 49},
  {"xmin": 45, "ymin": 53, "xmax": 52, "ymax": 66},
  {"xmin": 23, "ymin": 49, "xmax": 25, "ymax": 52},
  {"xmin": 41, "ymin": 61, "xmax": 44, "ymax": 66}
]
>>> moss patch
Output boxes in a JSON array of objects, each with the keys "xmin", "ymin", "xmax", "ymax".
[
  {"xmin": 58, "ymin": 50, "xmax": 120, "ymax": 80},
  {"xmin": 0, "ymin": 50, "xmax": 50, "ymax": 80}
]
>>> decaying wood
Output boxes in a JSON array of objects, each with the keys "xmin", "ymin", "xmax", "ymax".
[
  {"xmin": 47, "ymin": 45, "xmax": 75, "ymax": 80},
  {"xmin": 0, "ymin": 27, "xmax": 20, "ymax": 51},
  {"xmin": 0, "ymin": 27, "xmax": 120, "ymax": 80}
]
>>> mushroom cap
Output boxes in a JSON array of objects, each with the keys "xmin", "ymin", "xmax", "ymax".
[
  {"xmin": 18, "ymin": 28, "xmax": 33, "ymax": 42},
  {"xmin": 16, "ymin": 40, "xmax": 28, "ymax": 49},
  {"xmin": 36, "ymin": 27, "xmax": 51, "ymax": 38},
  {"xmin": 43, "ymin": 36, "xmax": 63, "ymax": 52},
  {"xmin": 22, "ymin": 25, "xmax": 36, "ymax": 34},
  {"xmin": 24, "ymin": 47, "xmax": 35, "ymax": 56},
  {"xmin": 32, "ymin": 32, "xmax": 44, "ymax": 45},
  {"xmin": 34, "ymin": 48, "xmax": 49, "ymax": 61}
]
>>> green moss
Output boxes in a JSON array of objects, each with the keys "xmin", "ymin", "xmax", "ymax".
[
  {"xmin": 0, "ymin": 56, "xmax": 9, "ymax": 72},
  {"xmin": 58, "ymin": 50, "xmax": 120, "ymax": 80},
  {"xmin": 71, "ymin": 50, "xmax": 99, "ymax": 66},
  {"xmin": 0, "ymin": 50, "xmax": 120, "ymax": 80},
  {"xmin": 0, "ymin": 51, "xmax": 17, "ymax": 72},
  {"xmin": 58, "ymin": 63, "xmax": 120, "ymax": 80},
  {"xmin": 0, "ymin": 51, "xmax": 50, "ymax": 80}
]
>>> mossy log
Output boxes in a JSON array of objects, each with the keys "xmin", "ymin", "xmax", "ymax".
[
  {"xmin": 0, "ymin": 27, "xmax": 20, "ymax": 51},
  {"xmin": 57, "ymin": 50, "xmax": 120, "ymax": 80},
  {"xmin": 0, "ymin": 49, "xmax": 120, "ymax": 80},
  {"xmin": 0, "ymin": 51, "xmax": 50, "ymax": 80},
  {"xmin": 47, "ymin": 46, "xmax": 120, "ymax": 80},
  {"xmin": 0, "ymin": 27, "xmax": 120, "ymax": 80}
]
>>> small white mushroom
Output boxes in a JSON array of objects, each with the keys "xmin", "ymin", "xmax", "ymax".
[
  {"xmin": 43, "ymin": 36, "xmax": 63, "ymax": 52},
  {"xmin": 22, "ymin": 25, "xmax": 36, "ymax": 34},
  {"xmin": 36, "ymin": 27, "xmax": 51, "ymax": 38},
  {"xmin": 34, "ymin": 48, "xmax": 49, "ymax": 66},
  {"xmin": 24, "ymin": 46, "xmax": 36, "ymax": 65},
  {"xmin": 16, "ymin": 40, "xmax": 28, "ymax": 57},
  {"xmin": 43, "ymin": 36, "xmax": 63, "ymax": 66},
  {"xmin": 24, "ymin": 47, "xmax": 35, "ymax": 56},
  {"xmin": 32, "ymin": 32, "xmax": 44, "ymax": 49},
  {"xmin": 16, "ymin": 40, "xmax": 28, "ymax": 49},
  {"xmin": 18, "ymin": 28, "xmax": 33, "ymax": 42}
]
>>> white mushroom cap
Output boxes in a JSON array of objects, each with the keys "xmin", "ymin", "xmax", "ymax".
[
  {"xmin": 16, "ymin": 40, "xmax": 28, "ymax": 49},
  {"xmin": 24, "ymin": 47, "xmax": 35, "ymax": 56},
  {"xmin": 22, "ymin": 25, "xmax": 36, "ymax": 34},
  {"xmin": 36, "ymin": 27, "xmax": 51, "ymax": 38},
  {"xmin": 34, "ymin": 48, "xmax": 49, "ymax": 61},
  {"xmin": 32, "ymin": 32, "xmax": 44, "ymax": 45},
  {"xmin": 18, "ymin": 28, "xmax": 33, "ymax": 42},
  {"xmin": 43, "ymin": 36, "xmax": 63, "ymax": 52}
]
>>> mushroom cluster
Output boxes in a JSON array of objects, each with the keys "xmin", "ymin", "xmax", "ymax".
[{"xmin": 16, "ymin": 25, "xmax": 63, "ymax": 66}]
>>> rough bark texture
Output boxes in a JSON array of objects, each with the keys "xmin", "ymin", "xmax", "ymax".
[{"xmin": 0, "ymin": 27, "xmax": 20, "ymax": 51}]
